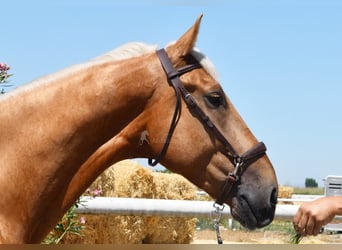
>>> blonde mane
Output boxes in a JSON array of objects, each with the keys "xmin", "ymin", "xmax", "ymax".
[
  {"xmin": 92, "ymin": 42, "xmax": 157, "ymax": 62},
  {"xmin": 0, "ymin": 43, "xmax": 156, "ymax": 100},
  {"xmin": 94, "ymin": 42, "xmax": 219, "ymax": 80},
  {"xmin": 2, "ymin": 42, "xmax": 219, "ymax": 101}
]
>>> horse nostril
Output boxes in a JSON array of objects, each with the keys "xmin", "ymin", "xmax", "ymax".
[{"xmin": 270, "ymin": 187, "xmax": 278, "ymax": 206}]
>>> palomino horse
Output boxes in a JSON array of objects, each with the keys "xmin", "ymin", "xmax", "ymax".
[{"xmin": 0, "ymin": 15, "xmax": 278, "ymax": 243}]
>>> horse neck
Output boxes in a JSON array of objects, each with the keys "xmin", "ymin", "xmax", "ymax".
[
  {"xmin": 0, "ymin": 53, "xmax": 160, "ymax": 242},
  {"xmin": 4, "ymin": 55, "xmax": 157, "ymax": 166}
]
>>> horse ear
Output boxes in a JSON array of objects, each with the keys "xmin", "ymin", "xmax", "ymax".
[{"xmin": 166, "ymin": 14, "xmax": 203, "ymax": 64}]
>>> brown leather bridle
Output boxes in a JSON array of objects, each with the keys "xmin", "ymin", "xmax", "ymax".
[{"xmin": 149, "ymin": 48, "xmax": 267, "ymax": 205}]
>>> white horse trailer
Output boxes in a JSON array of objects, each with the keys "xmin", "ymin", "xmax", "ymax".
[{"xmin": 323, "ymin": 175, "xmax": 342, "ymax": 233}]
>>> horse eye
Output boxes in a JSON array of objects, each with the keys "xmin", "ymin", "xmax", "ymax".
[{"xmin": 204, "ymin": 92, "xmax": 225, "ymax": 108}]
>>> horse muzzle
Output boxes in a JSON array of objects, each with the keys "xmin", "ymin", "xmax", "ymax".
[{"xmin": 230, "ymin": 184, "xmax": 278, "ymax": 229}]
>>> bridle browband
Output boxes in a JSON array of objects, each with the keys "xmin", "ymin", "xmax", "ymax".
[{"xmin": 149, "ymin": 48, "xmax": 267, "ymax": 205}]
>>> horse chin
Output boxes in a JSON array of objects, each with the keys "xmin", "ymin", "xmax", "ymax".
[{"xmin": 230, "ymin": 197, "xmax": 271, "ymax": 230}]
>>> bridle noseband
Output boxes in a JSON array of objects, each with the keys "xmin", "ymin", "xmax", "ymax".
[{"xmin": 149, "ymin": 48, "xmax": 267, "ymax": 205}]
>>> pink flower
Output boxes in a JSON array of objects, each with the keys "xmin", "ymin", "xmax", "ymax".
[
  {"xmin": 92, "ymin": 188, "xmax": 103, "ymax": 197},
  {"xmin": 0, "ymin": 63, "xmax": 10, "ymax": 72},
  {"xmin": 0, "ymin": 63, "xmax": 12, "ymax": 85},
  {"xmin": 80, "ymin": 217, "xmax": 86, "ymax": 224}
]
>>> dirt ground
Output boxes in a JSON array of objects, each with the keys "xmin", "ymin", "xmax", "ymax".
[{"xmin": 192, "ymin": 229, "xmax": 342, "ymax": 244}]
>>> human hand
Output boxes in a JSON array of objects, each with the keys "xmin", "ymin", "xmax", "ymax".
[{"xmin": 293, "ymin": 197, "xmax": 338, "ymax": 236}]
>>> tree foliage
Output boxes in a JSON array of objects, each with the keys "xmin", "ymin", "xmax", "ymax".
[{"xmin": 305, "ymin": 178, "xmax": 318, "ymax": 188}]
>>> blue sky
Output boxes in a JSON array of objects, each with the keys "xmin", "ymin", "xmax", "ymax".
[{"xmin": 1, "ymin": 0, "xmax": 341, "ymax": 187}]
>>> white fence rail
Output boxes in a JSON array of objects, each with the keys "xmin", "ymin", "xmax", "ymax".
[
  {"xmin": 75, "ymin": 196, "xmax": 341, "ymax": 221},
  {"xmin": 278, "ymin": 194, "xmax": 323, "ymax": 203}
]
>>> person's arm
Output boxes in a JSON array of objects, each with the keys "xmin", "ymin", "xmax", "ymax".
[{"xmin": 293, "ymin": 196, "xmax": 342, "ymax": 236}]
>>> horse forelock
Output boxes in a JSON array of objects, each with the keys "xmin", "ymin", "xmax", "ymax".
[{"xmin": 191, "ymin": 48, "xmax": 219, "ymax": 81}]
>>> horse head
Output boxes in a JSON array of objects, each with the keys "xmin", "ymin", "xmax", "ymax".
[{"xmin": 138, "ymin": 15, "xmax": 278, "ymax": 229}]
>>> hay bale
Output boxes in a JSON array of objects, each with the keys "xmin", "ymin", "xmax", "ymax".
[
  {"xmin": 152, "ymin": 172, "xmax": 197, "ymax": 200},
  {"xmin": 86, "ymin": 165, "xmax": 116, "ymax": 197},
  {"xmin": 62, "ymin": 160, "xmax": 197, "ymax": 244},
  {"xmin": 278, "ymin": 186, "xmax": 294, "ymax": 199},
  {"xmin": 61, "ymin": 214, "xmax": 148, "ymax": 244},
  {"xmin": 111, "ymin": 161, "xmax": 156, "ymax": 199},
  {"xmin": 143, "ymin": 216, "xmax": 197, "ymax": 244},
  {"xmin": 143, "ymin": 172, "xmax": 197, "ymax": 243}
]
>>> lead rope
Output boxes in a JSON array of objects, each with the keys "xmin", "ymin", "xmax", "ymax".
[{"xmin": 211, "ymin": 202, "xmax": 225, "ymax": 244}]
